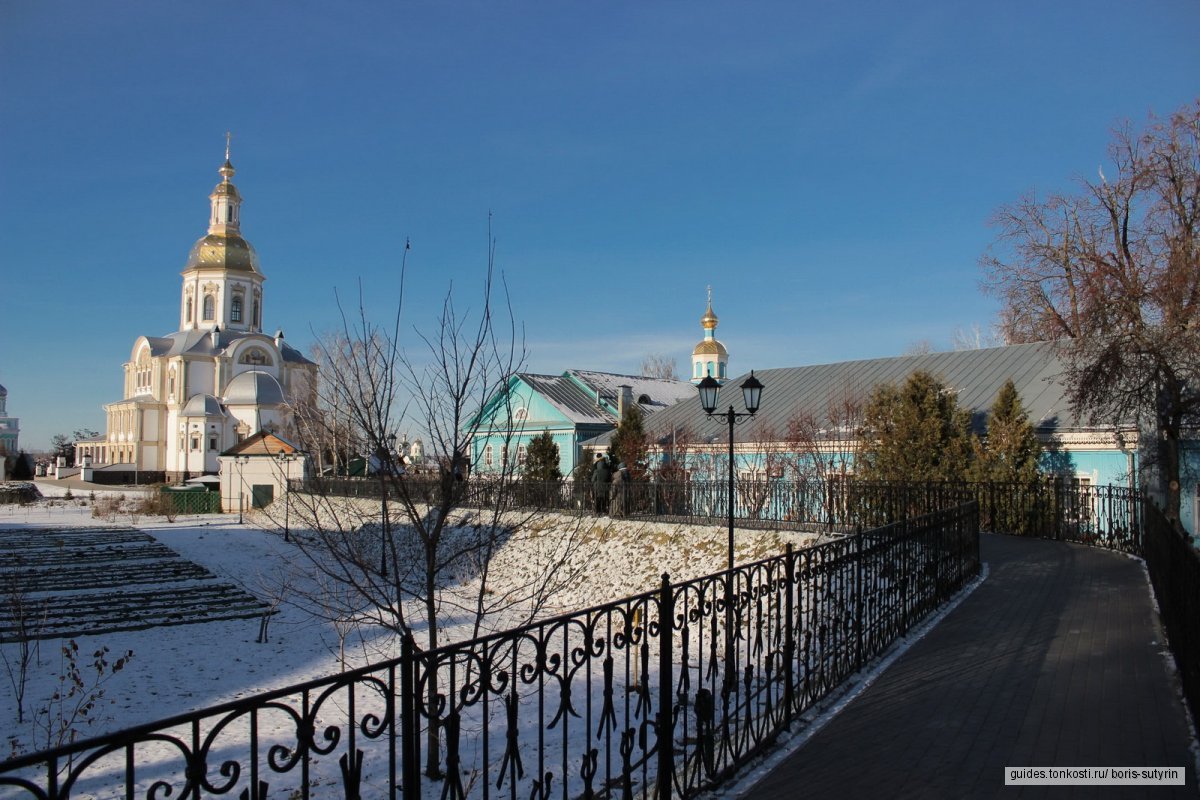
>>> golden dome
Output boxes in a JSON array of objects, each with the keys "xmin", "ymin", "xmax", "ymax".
[
  {"xmin": 700, "ymin": 302, "xmax": 719, "ymax": 330},
  {"xmin": 184, "ymin": 232, "xmax": 260, "ymax": 273},
  {"xmin": 692, "ymin": 339, "xmax": 728, "ymax": 357}
]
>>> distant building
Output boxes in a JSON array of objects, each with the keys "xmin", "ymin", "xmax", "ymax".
[
  {"xmin": 0, "ymin": 383, "xmax": 18, "ymax": 456},
  {"xmin": 218, "ymin": 429, "xmax": 307, "ymax": 513},
  {"xmin": 77, "ymin": 144, "xmax": 316, "ymax": 480},
  {"xmin": 469, "ymin": 370, "xmax": 695, "ymax": 477},
  {"xmin": 588, "ymin": 342, "xmax": 1200, "ymax": 533}
]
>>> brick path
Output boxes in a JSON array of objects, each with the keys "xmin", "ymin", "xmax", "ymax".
[{"xmin": 748, "ymin": 533, "xmax": 1197, "ymax": 798}]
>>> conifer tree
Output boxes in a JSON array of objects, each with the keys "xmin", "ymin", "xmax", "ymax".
[
  {"xmin": 858, "ymin": 371, "xmax": 976, "ymax": 483},
  {"xmin": 609, "ymin": 406, "xmax": 648, "ymax": 478},
  {"xmin": 970, "ymin": 379, "xmax": 1042, "ymax": 484},
  {"xmin": 522, "ymin": 431, "xmax": 563, "ymax": 483}
]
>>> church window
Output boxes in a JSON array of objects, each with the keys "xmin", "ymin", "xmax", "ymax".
[
  {"xmin": 226, "ymin": 206, "xmax": 234, "ymax": 223},
  {"xmin": 186, "ymin": 298, "xmax": 193, "ymax": 322},
  {"xmin": 513, "ymin": 407, "xmax": 528, "ymax": 422},
  {"xmin": 190, "ymin": 435, "xmax": 200, "ymax": 452},
  {"xmin": 253, "ymin": 300, "xmax": 260, "ymax": 327},
  {"xmin": 203, "ymin": 295, "xmax": 215, "ymax": 321},
  {"xmin": 484, "ymin": 444, "xmax": 493, "ymax": 468},
  {"xmin": 231, "ymin": 297, "xmax": 243, "ymax": 323},
  {"xmin": 209, "ymin": 435, "xmax": 218, "ymax": 451},
  {"xmin": 706, "ymin": 361, "xmax": 715, "ymax": 376},
  {"xmin": 719, "ymin": 362, "xmax": 726, "ymax": 379},
  {"xmin": 517, "ymin": 444, "xmax": 527, "ymax": 465}
]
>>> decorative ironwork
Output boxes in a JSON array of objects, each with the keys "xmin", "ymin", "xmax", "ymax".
[{"xmin": 1, "ymin": 489, "xmax": 981, "ymax": 799}]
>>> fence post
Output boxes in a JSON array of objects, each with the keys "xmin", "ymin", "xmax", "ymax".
[
  {"xmin": 656, "ymin": 573, "xmax": 675, "ymax": 799},
  {"xmin": 855, "ymin": 528, "xmax": 863, "ymax": 672},
  {"xmin": 784, "ymin": 543, "xmax": 795, "ymax": 726},
  {"xmin": 400, "ymin": 633, "xmax": 420, "ymax": 800}
]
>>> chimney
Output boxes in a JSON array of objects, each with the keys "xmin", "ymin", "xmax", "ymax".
[
  {"xmin": 211, "ymin": 325, "xmax": 221, "ymax": 349},
  {"xmin": 618, "ymin": 384, "xmax": 633, "ymax": 418}
]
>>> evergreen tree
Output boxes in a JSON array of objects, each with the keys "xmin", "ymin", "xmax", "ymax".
[
  {"xmin": 858, "ymin": 371, "xmax": 976, "ymax": 483},
  {"xmin": 970, "ymin": 379, "xmax": 1042, "ymax": 484},
  {"xmin": 609, "ymin": 406, "xmax": 648, "ymax": 478},
  {"xmin": 522, "ymin": 431, "xmax": 563, "ymax": 483}
]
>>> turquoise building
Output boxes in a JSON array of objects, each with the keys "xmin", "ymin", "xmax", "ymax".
[
  {"xmin": 469, "ymin": 370, "xmax": 694, "ymax": 478},
  {"xmin": 588, "ymin": 342, "xmax": 1200, "ymax": 535}
]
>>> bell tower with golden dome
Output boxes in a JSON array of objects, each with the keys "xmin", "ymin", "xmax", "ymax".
[
  {"xmin": 178, "ymin": 133, "xmax": 265, "ymax": 335},
  {"xmin": 691, "ymin": 287, "xmax": 729, "ymax": 384}
]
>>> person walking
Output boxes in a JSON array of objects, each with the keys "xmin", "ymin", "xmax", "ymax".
[
  {"xmin": 612, "ymin": 462, "xmax": 630, "ymax": 517},
  {"xmin": 591, "ymin": 453, "xmax": 612, "ymax": 514}
]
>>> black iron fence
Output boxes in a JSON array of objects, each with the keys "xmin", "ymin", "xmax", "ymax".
[
  {"xmin": 1143, "ymin": 503, "xmax": 1200, "ymax": 728},
  {"xmin": 0, "ymin": 498, "xmax": 980, "ymax": 799},
  {"xmin": 303, "ymin": 476, "xmax": 1140, "ymax": 550}
]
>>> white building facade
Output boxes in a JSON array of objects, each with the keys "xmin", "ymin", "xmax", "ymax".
[{"xmin": 78, "ymin": 148, "xmax": 316, "ymax": 480}]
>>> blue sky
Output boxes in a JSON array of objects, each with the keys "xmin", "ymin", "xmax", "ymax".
[{"xmin": 1, "ymin": 1, "xmax": 1197, "ymax": 451}]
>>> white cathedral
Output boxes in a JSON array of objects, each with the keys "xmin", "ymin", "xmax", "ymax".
[{"xmin": 77, "ymin": 146, "xmax": 316, "ymax": 479}]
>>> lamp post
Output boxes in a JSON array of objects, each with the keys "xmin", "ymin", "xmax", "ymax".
[
  {"xmin": 235, "ymin": 455, "xmax": 250, "ymax": 524},
  {"xmin": 276, "ymin": 450, "xmax": 294, "ymax": 543},
  {"xmin": 380, "ymin": 432, "xmax": 397, "ymax": 578},
  {"xmin": 697, "ymin": 371, "xmax": 764, "ymax": 571},
  {"xmin": 699, "ymin": 371, "xmax": 764, "ymax": 693}
]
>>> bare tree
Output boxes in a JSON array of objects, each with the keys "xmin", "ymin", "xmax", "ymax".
[
  {"xmin": 782, "ymin": 386, "xmax": 866, "ymax": 485},
  {"xmin": 982, "ymin": 100, "xmax": 1200, "ymax": 518},
  {"xmin": 280, "ymin": 232, "xmax": 589, "ymax": 776},
  {"xmin": 640, "ymin": 353, "xmax": 678, "ymax": 380},
  {"xmin": 951, "ymin": 323, "xmax": 1005, "ymax": 351}
]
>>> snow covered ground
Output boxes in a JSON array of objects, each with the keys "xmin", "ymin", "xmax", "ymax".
[{"xmin": 1, "ymin": 494, "xmax": 827, "ymax": 770}]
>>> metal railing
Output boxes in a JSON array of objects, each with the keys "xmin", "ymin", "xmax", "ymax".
[
  {"xmin": 0, "ymin": 495, "xmax": 980, "ymax": 799},
  {"xmin": 1143, "ymin": 503, "xmax": 1200, "ymax": 727},
  {"xmin": 303, "ymin": 476, "xmax": 1139, "ymax": 547}
]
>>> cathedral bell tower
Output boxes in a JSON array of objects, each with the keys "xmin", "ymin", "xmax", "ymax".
[
  {"xmin": 178, "ymin": 134, "xmax": 265, "ymax": 334},
  {"xmin": 691, "ymin": 287, "xmax": 729, "ymax": 384}
]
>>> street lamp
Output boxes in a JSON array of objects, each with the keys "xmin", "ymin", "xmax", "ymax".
[
  {"xmin": 380, "ymin": 432, "xmax": 397, "ymax": 578},
  {"xmin": 235, "ymin": 455, "xmax": 250, "ymax": 524},
  {"xmin": 276, "ymin": 450, "xmax": 294, "ymax": 543},
  {"xmin": 698, "ymin": 371, "xmax": 764, "ymax": 571}
]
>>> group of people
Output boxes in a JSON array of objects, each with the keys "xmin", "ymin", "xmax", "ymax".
[{"xmin": 590, "ymin": 453, "xmax": 631, "ymax": 516}]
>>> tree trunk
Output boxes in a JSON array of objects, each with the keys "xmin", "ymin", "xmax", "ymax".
[{"xmin": 424, "ymin": 545, "xmax": 442, "ymax": 778}]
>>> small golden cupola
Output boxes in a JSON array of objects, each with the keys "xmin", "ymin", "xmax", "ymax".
[{"xmin": 691, "ymin": 286, "xmax": 729, "ymax": 384}]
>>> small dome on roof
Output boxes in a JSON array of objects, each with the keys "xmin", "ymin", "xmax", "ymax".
[
  {"xmin": 692, "ymin": 339, "xmax": 728, "ymax": 357},
  {"xmin": 225, "ymin": 370, "xmax": 285, "ymax": 406},
  {"xmin": 182, "ymin": 394, "xmax": 225, "ymax": 417}
]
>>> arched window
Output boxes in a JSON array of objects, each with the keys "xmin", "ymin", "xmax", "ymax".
[
  {"xmin": 719, "ymin": 362, "xmax": 726, "ymax": 378},
  {"xmin": 706, "ymin": 361, "xmax": 715, "ymax": 376},
  {"xmin": 253, "ymin": 300, "xmax": 260, "ymax": 327},
  {"xmin": 203, "ymin": 295, "xmax": 215, "ymax": 321},
  {"xmin": 513, "ymin": 407, "xmax": 528, "ymax": 422},
  {"xmin": 238, "ymin": 348, "xmax": 272, "ymax": 366},
  {"xmin": 694, "ymin": 362, "xmax": 701, "ymax": 378},
  {"xmin": 185, "ymin": 298, "xmax": 193, "ymax": 322},
  {"xmin": 231, "ymin": 296, "xmax": 243, "ymax": 323}
]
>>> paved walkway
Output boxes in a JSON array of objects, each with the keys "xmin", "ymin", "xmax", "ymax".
[{"xmin": 749, "ymin": 534, "xmax": 1197, "ymax": 798}]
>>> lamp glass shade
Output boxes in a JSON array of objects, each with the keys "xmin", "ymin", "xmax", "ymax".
[
  {"xmin": 697, "ymin": 376, "xmax": 721, "ymax": 415},
  {"xmin": 741, "ymin": 371, "xmax": 764, "ymax": 415}
]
